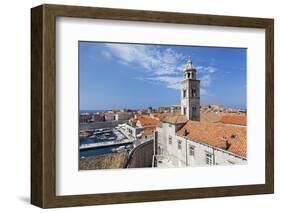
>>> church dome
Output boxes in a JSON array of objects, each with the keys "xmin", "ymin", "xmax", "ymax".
[{"xmin": 184, "ymin": 56, "xmax": 196, "ymax": 71}]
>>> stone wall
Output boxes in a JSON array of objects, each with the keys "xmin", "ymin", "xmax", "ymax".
[
  {"xmin": 79, "ymin": 151, "xmax": 128, "ymax": 170},
  {"xmin": 125, "ymin": 139, "xmax": 154, "ymax": 168}
]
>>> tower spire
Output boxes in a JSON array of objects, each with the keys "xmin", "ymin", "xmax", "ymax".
[
  {"xmin": 184, "ymin": 56, "xmax": 196, "ymax": 80},
  {"xmin": 188, "ymin": 56, "xmax": 192, "ymax": 64},
  {"xmin": 185, "ymin": 56, "xmax": 195, "ymax": 70}
]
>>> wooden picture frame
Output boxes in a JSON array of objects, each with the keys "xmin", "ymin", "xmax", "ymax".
[{"xmin": 31, "ymin": 4, "xmax": 274, "ymax": 208}]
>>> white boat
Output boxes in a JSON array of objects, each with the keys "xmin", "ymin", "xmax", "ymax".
[
  {"xmin": 125, "ymin": 145, "xmax": 132, "ymax": 149},
  {"xmin": 114, "ymin": 145, "xmax": 126, "ymax": 152},
  {"xmin": 111, "ymin": 147, "xmax": 118, "ymax": 152},
  {"xmin": 111, "ymin": 146, "xmax": 124, "ymax": 152},
  {"xmin": 99, "ymin": 136, "xmax": 107, "ymax": 140}
]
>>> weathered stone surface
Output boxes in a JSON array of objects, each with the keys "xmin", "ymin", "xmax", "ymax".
[{"xmin": 79, "ymin": 151, "xmax": 128, "ymax": 170}]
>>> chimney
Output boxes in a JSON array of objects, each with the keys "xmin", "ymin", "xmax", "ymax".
[
  {"xmin": 222, "ymin": 136, "xmax": 231, "ymax": 150},
  {"xmin": 184, "ymin": 129, "xmax": 189, "ymax": 137}
]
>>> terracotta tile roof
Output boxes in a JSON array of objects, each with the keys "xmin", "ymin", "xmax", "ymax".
[
  {"xmin": 152, "ymin": 112, "xmax": 171, "ymax": 121},
  {"xmin": 137, "ymin": 116, "xmax": 160, "ymax": 127},
  {"xmin": 162, "ymin": 115, "xmax": 188, "ymax": 124},
  {"xmin": 220, "ymin": 115, "xmax": 247, "ymax": 126},
  {"xmin": 141, "ymin": 127, "xmax": 156, "ymax": 136},
  {"xmin": 177, "ymin": 121, "xmax": 247, "ymax": 158},
  {"xmin": 200, "ymin": 112, "xmax": 221, "ymax": 123}
]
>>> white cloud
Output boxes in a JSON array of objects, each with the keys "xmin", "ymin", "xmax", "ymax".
[
  {"xmin": 104, "ymin": 43, "xmax": 185, "ymax": 75},
  {"xmin": 148, "ymin": 75, "xmax": 182, "ymax": 90},
  {"xmin": 200, "ymin": 74, "xmax": 212, "ymax": 87},
  {"xmin": 136, "ymin": 75, "xmax": 182, "ymax": 90},
  {"xmin": 197, "ymin": 66, "xmax": 217, "ymax": 73},
  {"xmin": 101, "ymin": 50, "xmax": 112, "ymax": 59},
  {"xmin": 103, "ymin": 43, "xmax": 216, "ymax": 95},
  {"xmin": 118, "ymin": 60, "xmax": 129, "ymax": 66}
]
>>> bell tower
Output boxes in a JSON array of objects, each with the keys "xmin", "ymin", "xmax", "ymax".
[{"xmin": 181, "ymin": 57, "xmax": 200, "ymax": 121}]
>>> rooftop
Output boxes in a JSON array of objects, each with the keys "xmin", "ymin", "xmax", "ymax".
[
  {"xmin": 137, "ymin": 116, "xmax": 160, "ymax": 127},
  {"xmin": 177, "ymin": 121, "xmax": 247, "ymax": 158},
  {"xmin": 152, "ymin": 112, "xmax": 172, "ymax": 120},
  {"xmin": 220, "ymin": 115, "xmax": 247, "ymax": 126},
  {"xmin": 141, "ymin": 127, "xmax": 156, "ymax": 136},
  {"xmin": 162, "ymin": 115, "xmax": 188, "ymax": 124},
  {"xmin": 200, "ymin": 112, "xmax": 222, "ymax": 123}
]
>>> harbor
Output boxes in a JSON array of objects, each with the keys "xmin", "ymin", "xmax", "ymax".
[{"xmin": 79, "ymin": 127, "xmax": 134, "ymax": 159}]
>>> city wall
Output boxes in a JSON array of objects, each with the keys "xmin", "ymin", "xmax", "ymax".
[{"xmin": 125, "ymin": 139, "xmax": 154, "ymax": 168}]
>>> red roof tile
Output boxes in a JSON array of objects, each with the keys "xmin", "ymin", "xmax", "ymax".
[
  {"xmin": 141, "ymin": 127, "xmax": 156, "ymax": 136},
  {"xmin": 137, "ymin": 116, "xmax": 160, "ymax": 127},
  {"xmin": 162, "ymin": 115, "xmax": 187, "ymax": 124},
  {"xmin": 220, "ymin": 115, "xmax": 247, "ymax": 126},
  {"xmin": 177, "ymin": 121, "xmax": 247, "ymax": 158}
]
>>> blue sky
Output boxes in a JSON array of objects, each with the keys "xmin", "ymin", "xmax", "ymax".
[{"xmin": 79, "ymin": 41, "xmax": 246, "ymax": 110}]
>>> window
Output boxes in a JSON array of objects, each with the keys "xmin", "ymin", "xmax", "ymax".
[
  {"xmin": 206, "ymin": 153, "xmax": 213, "ymax": 165},
  {"xmin": 192, "ymin": 106, "xmax": 196, "ymax": 114},
  {"xmin": 168, "ymin": 136, "xmax": 172, "ymax": 145},
  {"xmin": 191, "ymin": 88, "xmax": 196, "ymax": 97},
  {"xmin": 189, "ymin": 145, "xmax": 195, "ymax": 156},
  {"xmin": 183, "ymin": 89, "xmax": 186, "ymax": 98},
  {"xmin": 183, "ymin": 107, "xmax": 187, "ymax": 115},
  {"xmin": 177, "ymin": 140, "xmax": 182, "ymax": 150},
  {"xmin": 158, "ymin": 146, "xmax": 161, "ymax": 155}
]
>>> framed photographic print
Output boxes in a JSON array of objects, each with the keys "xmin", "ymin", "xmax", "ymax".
[{"xmin": 31, "ymin": 4, "xmax": 274, "ymax": 208}]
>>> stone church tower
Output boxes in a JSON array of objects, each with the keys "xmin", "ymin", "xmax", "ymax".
[{"xmin": 181, "ymin": 57, "xmax": 200, "ymax": 121}]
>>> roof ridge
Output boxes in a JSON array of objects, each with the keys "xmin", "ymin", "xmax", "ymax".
[{"xmin": 175, "ymin": 115, "xmax": 180, "ymax": 123}]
